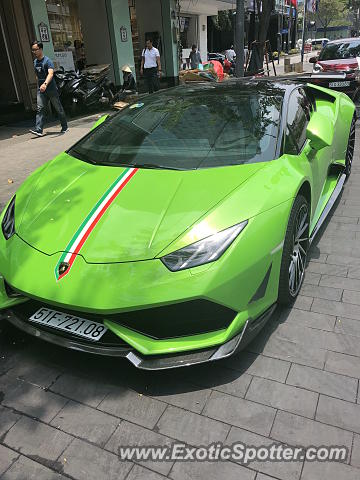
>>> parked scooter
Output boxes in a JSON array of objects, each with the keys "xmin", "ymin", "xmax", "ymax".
[{"xmin": 54, "ymin": 64, "xmax": 116, "ymax": 116}]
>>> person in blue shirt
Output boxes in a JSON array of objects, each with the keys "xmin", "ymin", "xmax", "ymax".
[{"xmin": 30, "ymin": 41, "xmax": 68, "ymax": 137}]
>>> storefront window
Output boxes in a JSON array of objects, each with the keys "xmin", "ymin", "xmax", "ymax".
[{"xmin": 46, "ymin": 0, "xmax": 85, "ymax": 71}]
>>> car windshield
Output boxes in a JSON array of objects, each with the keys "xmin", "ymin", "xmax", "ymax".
[
  {"xmin": 69, "ymin": 86, "xmax": 282, "ymax": 170},
  {"xmin": 319, "ymin": 40, "xmax": 360, "ymax": 60}
]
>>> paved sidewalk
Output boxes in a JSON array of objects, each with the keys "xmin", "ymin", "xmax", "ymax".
[{"xmin": 0, "ymin": 114, "xmax": 360, "ymax": 480}]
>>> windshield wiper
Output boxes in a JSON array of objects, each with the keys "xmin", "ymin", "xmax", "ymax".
[{"xmin": 130, "ymin": 163, "xmax": 184, "ymax": 171}]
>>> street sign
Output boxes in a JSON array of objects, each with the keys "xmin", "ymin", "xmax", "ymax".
[{"xmin": 281, "ymin": 28, "xmax": 289, "ymax": 34}]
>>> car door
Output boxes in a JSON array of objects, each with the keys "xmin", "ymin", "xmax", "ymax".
[{"xmin": 284, "ymin": 88, "xmax": 331, "ymax": 220}]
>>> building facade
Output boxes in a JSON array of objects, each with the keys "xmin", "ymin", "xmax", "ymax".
[{"xmin": 0, "ymin": 0, "xmax": 232, "ymax": 117}]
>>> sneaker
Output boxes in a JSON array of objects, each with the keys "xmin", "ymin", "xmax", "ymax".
[
  {"xmin": 29, "ymin": 129, "xmax": 44, "ymax": 137},
  {"xmin": 60, "ymin": 127, "xmax": 69, "ymax": 134}
]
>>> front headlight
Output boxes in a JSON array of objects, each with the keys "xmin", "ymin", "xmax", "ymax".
[
  {"xmin": 161, "ymin": 221, "xmax": 248, "ymax": 272},
  {"xmin": 1, "ymin": 196, "xmax": 16, "ymax": 240}
]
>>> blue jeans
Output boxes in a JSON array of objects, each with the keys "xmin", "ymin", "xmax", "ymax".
[{"xmin": 35, "ymin": 88, "xmax": 68, "ymax": 133}]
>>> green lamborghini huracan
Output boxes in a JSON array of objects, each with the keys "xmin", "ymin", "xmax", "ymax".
[{"xmin": 0, "ymin": 79, "xmax": 356, "ymax": 369}]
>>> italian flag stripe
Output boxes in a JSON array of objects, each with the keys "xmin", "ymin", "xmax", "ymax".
[{"xmin": 55, "ymin": 167, "xmax": 138, "ymax": 281}]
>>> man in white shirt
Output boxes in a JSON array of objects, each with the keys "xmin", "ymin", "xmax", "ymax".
[
  {"xmin": 226, "ymin": 45, "xmax": 236, "ymax": 62},
  {"xmin": 140, "ymin": 38, "xmax": 162, "ymax": 93}
]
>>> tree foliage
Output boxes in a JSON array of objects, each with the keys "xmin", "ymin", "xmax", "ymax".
[
  {"xmin": 309, "ymin": 0, "xmax": 348, "ymax": 36},
  {"xmin": 211, "ymin": 10, "xmax": 234, "ymax": 31}
]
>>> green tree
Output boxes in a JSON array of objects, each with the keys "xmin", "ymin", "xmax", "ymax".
[{"xmin": 309, "ymin": 0, "xmax": 348, "ymax": 37}]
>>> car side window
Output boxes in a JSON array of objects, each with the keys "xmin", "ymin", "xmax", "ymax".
[{"xmin": 284, "ymin": 89, "xmax": 310, "ymax": 155}]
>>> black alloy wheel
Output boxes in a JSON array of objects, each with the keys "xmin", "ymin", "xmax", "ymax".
[
  {"xmin": 278, "ymin": 195, "xmax": 310, "ymax": 305},
  {"xmin": 345, "ymin": 113, "xmax": 356, "ymax": 178}
]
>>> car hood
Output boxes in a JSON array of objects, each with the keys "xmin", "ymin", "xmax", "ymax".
[
  {"xmin": 16, "ymin": 153, "xmax": 264, "ymax": 262},
  {"xmin": 318, "ymin": 58, "xmax": 359, "ymax": 71}
]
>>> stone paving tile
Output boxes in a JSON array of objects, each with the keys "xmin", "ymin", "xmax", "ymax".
[
  {"xmin": 276, "ymin": 321, "xmax": 360, "ymax": 358},
  {"xmin": 169, "ymin": 459, "xmax": 256, "ymax": 480},
  {"xmin": 320, "ymin": 275, "xmax": 360, "ymax": 292},
  {"xmin": 3, "ymin": 416, "xmax": 72, "ymax": 464},
  {"xmin": 312, "ymin": 298, "xmax": 360, "ymax": 322},
  {"xmin": 325, "ymin": 222, "xmax": 360, "ymax": 232},
  {"xmin": 277, "ymin": 308, "xmax": 336, "ymax": 332},
  {"xmin": 301, "ymin": 461, "xmax": 360, "ymax": 480},
  {"xmin": 299, "ymin": 284, "xmax": 343, "ymax": 301},
  {"xmin": 292, "ymin": 295, "xmax": 314, "ymax": 311},
  {"xmin": 348, "ymin": 266, "xmax": 360, "ymax": 279},
  {"xmin": 225, "ymin": 352, "xmax": 291, "ymax": 383},
  {"xmin": 342, "ymin": 290, "xmax": 360, "ymax": 306},
  {"xmin": 329, "ymin": 215, "xmax": 359, "ymax": 225},
  {"xmin": 246, "ymin": 377, "xmax": 318, "ymax": 418},
  {"xmin": 256, "ymin": 474, "xmax": 281, "ymax": 480},
  {"xmin": 350, "ymin": 433, "xmax": 360, "ymax": 468},
  {"xmin": 334, "ymin": 316, "xmax": 360, "ymax": 337},
  {"xmin": 98, "ymin": 386, "xmax": 167, "ymax": 429},
  {"xmin": 0, "ymin": 374, "xmax": 68, "ymax": 423},
  {"xmin": 4, "ymin": 357, "xmax": 62, "ymax": 390},
  {"xmin": 146, "ymin": 380, "xmax": 213, "ymax": 413},
  {"xmin": 271, "ymin": 411, "xmax": 353, "ymax": 450},
  {"xmin": 306, "ymin": 261, "xmax": 348, "ymax": 277},
  {"xmin": 326, "ymin": 254, "xmax": 360, "ymax": 267},
  {"xmin": 325, "ymin": 351, "xmax": 360, "ymax": 379},
  {"xmin": 303, "ymin": 272, "xmax": 321, "ymax": 285},
  {"xmin": 321, "ymin": 230, "xmax": 357, "ymax": 241},
  {"xmin": 0, "ymin": 444, "xmax": 18, "ymax": 477},
  {"xmin": 50, "ymin": 400, "xmax": 119, "ymax": 447},
  {"xmin": 227, "ymin": 426, "xmax": 303, "ymax": 480},
  {"xmin": 126, "ymin": 464, "xmax": 167, "ymax": 480},
  {"xmin": 155, "ymin": 405, "xmax": 230, "ymax": 445},
  {"xmin": 308, "ymin": 252, "xmax": 328, "ymax": 263},
  {"xmin": 0, "ymin": 406, "xmax": 20, "ymax": 438},
  {"xmin": 105, "ymin": 420, "xmax": 174, "ymax": 476},
  {"xmin": 50, "ymin": 373, "xmax": 110, "ymax": 408},
  {"xmin": 249, "ymin": 330, "xmax": 327, "ymax": 369},
  {"xmin": 1, "ymin": 455, "xmax": 66, "ymax": 479},
  {"xmin": 316, "ymin": 395, "xmax": 360, "ymax": 434},
  {"xmin": 286, "ymin": 364, "xmax": 358, "ymax": 403},
  {"xmin": 203, "ymin": 390, "xmax": 276, "ymax": 436},
  {"xmin": 184, "ymin": 364, "xmax": 252, "ymax": 398},
  {"xmin": 60, "ymin": 437, "xmax": 133, "ymax": 480}
]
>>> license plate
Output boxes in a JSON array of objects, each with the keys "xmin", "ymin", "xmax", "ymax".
[
  {"xmin": 329, "ymin": 81, "xmax": 351, "ymax": 88},
  {"xmin": 29, "ymin": 307, "xmax": 107, "ymax": 341}
]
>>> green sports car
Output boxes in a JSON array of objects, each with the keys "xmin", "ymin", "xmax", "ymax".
[{"xmin": 0, "ymin": 79, "xmax": 356, "ymax": 369}]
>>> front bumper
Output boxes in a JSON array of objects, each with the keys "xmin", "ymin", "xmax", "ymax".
[{"xmin": 2, "ymin": 304, "xmax": 276, "ymax": 369}]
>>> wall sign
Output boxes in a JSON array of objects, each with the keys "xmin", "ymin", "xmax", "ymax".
[
  {"xmin": 38, "ymin": 22, "xmax": 50, "ymax": 42},
  {"xmin": 120, "ymin": 26, "xmax": 128, "ymax": 42},
  {"xmin": 54, "ymin": 51, "xmax": 75, "ymax": 72}
]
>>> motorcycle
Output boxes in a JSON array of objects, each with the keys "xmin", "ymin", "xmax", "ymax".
[{"xmin": 54, "ymin": 64, "xmax": 116, "ymax": 116}]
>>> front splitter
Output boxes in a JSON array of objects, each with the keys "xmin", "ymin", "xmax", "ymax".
[{"xmin": 3, "ymin": 304, "xmax": 276, "ymax": 370}]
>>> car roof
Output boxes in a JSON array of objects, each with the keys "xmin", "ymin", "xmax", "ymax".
[{"xmin": 327, "ymin": 37, "xmax": 360, "ymax": 45}]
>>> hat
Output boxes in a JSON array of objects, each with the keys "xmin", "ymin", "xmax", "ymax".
[{"xmin": 122, "ymin": 65, "xmax": 132, "ymax": 73}]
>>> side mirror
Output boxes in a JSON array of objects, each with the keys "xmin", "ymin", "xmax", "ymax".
[
  {"xmin": 309, "ymin": 56, "xmax": 318, "ymax": 64},
  {"xmin": 306, "ymin": 112, "xmax": 334, "ymax": 150},
  {"xmin": 91, "ymin": 114, "xmax": 109, "ymax": 131}
]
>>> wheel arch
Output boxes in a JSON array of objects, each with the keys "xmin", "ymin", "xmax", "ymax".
[{"xmin": 297, "ymin": 181, "xmax": 311, "ymax": 206}]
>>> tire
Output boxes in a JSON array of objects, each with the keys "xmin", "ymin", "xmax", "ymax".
[
  {"xmin": 345, "ymin": 113, "xmax": 356, "ymax": 178},
  {"xmin": 278, "ymin": 195, "xmax": 310, "ymax": 305}
]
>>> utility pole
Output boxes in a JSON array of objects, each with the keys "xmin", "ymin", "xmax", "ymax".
[
  {"xmin": 235, "ymin": 0, "xmax": 245, "ymax": 77},
  {"xmin": 301, "ymin": 0, "xmax": 308, "ymax": 63}
]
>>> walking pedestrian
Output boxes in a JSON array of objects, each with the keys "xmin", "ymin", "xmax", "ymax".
[
  {"xmin": 189, "ymin": 44, "xmax": 202, "ymax": 69},
  {"xmin": 140, "ymin": 38, "xmax": 161, "ymax": 94},
  {"xmin": 29, "ymin": 41, "xmax": 68, "ymax": 137}
]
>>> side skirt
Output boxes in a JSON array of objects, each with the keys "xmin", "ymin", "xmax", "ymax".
[{"xmin": 309, "ymin": 173, "xmax": 346, "ymax": 245}]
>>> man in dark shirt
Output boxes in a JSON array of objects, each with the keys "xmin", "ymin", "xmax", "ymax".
[
  {"xmin": 189, "ymin": 44, "xmax": 202, "ymax": 69},
  {"xmin": 30, "ymin": 41, "xmax": 68, "ymax": 137}
]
